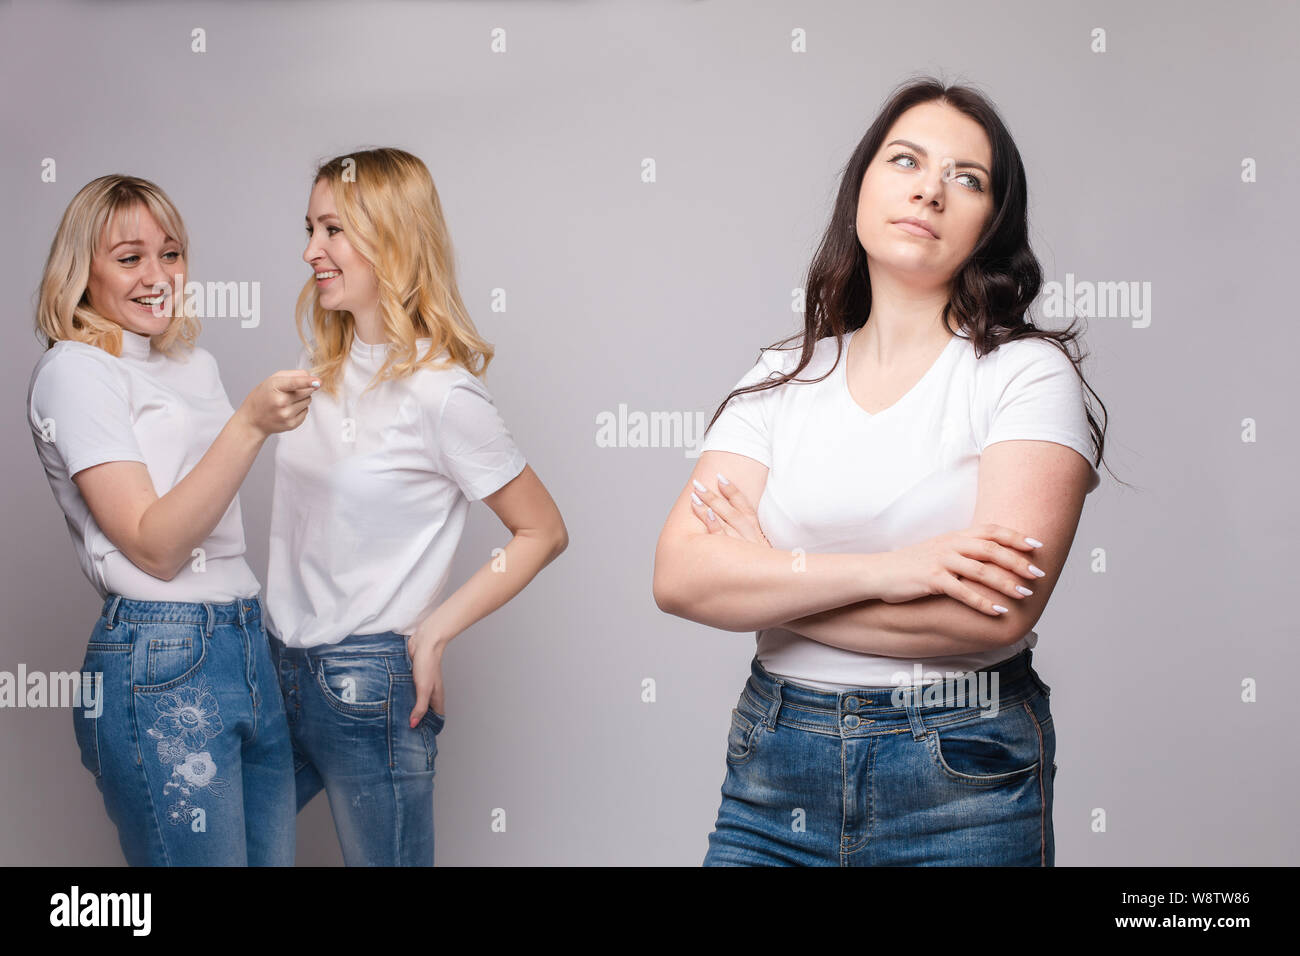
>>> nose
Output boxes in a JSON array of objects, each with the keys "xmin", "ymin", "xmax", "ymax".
[
  {"xmin": 913, "ymin": 169, "xmax": 945, "ymax": 209},
  {"xmin": 140, "ymin": 255, "xmax": 173, "ymax": 293},
  {"xmin": 303, "ymin": 233, "xmax": 323, "ymax": 266}
]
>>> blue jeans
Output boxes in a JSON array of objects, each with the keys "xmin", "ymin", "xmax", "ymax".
[
  {"xmin": 704, "ymin": 648, "xmax": 1056, "ymax": 866},
  {"xmin": 72, "ymin": 594, "xmax": 296, "ymax": 865},
  {"xmin": 270, "ymin": 631, "xmax": 445, "ymax": 866}
]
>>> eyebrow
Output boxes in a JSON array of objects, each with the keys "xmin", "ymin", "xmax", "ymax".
[
  {"xmin": 885, "ymin": 139, "xmax": 990, "ymax": 178},
  {"xmin": 109, "ymin": 238, "xmax": 178, "ymax": 252},
  {"xmin": 305, "ymin": 213, "xmax": 340, "ymax": 224}
]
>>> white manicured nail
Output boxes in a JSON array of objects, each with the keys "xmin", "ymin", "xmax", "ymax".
[
  {"xmin": 692, "ymin": 478, "xmax": 707, "ymax": 494},
  {"xmin": 993, "ymin": 605, "xmax": 1008, "ymax": 614},
  {"xmin": 716, "ymin": 472, "xmax": 730, "ymax": 485},
  {"xmin": 1016, "ymin": 586, "xmax": 1033, "ymax": 596},
  {"xmin": 1029, "ymin": 565, "xmax": 1045, "ymax": 578},
  {"xmin": 690, "ymin": 492, "xmax": 703, "ymax": 506},
  {"xmin": 1025, "ymin": 537, "xmax": 1042, "ymax": 548}
]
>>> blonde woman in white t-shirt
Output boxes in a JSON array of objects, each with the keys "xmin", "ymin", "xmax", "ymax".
[
  {"xmin": 28, "ymin": 175, "xmax": 319, "ymax": 865},
  {"xmin": 265, "ymin": 148, "xmax": 568, "ymax": 866},
  {"xmin": 654, "ymin": 78, "xmax": 1114, "ymax": 866}
]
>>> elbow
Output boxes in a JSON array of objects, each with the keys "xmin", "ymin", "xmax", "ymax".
[
  {"xmin": 551, "ymin": 524, "xmax": 569, "ymax": 560},
  {"xmin": 651, "ymin": 546, "xmax": 686, "ymax": 617},
  {"xmin": 130, "ymin": 543, "xmax": 187, "ymax": 582},
  {"xmin": 651, "ymin": 567, "xmax": 678, "ymax": 616},
  {"xmin": 993, "ymin": 607, "xmax": 1041, "ymax": 651}
]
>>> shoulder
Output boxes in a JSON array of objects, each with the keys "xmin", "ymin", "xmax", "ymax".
[
  {"xmin": 30, "ymin": 341, "xmax": 123, "ymax": 393},
  {"xmin": 407, "ymin": 357, "xmax": 496, "ymax": 415}
]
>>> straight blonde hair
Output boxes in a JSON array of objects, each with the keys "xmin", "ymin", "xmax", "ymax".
[
  {"xmin": 35, "ymin": 175, "xmax": 200, "ymax": 355},
  {"xmin": 296, "ymin": 148, "xmax": 495, "ymax": 394}
]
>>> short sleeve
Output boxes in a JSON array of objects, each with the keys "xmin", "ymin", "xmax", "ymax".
[
  {"xmin": 430, "ymin": 377, "xmax": 527, "ymax": 501},
  {"xmin": 983, "ymin": 340, "xmax": 1101, "ymax": 493},
  {"xmin": 29, "ymin": 350, "xmax": 145, "ymax": 478},
  {"xmin": 696, "ymin": 349, "xmax": 789, "ymax": 468}
]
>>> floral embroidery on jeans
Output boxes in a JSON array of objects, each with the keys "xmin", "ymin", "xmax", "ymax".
[{"xmin": 145, "ymin": 678, "xmax": 228, "ymax": 826}]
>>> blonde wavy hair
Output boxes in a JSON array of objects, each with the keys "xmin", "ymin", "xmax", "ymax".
[
  {"xmin": 297, "ymin": 148, "xmax": 496, "ymax": 394},
  {"xmin": 34, "ymin": 175, "xmax": 200, "ymax": 355}
]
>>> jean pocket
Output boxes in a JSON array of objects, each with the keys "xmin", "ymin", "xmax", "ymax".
[
  {"xmin": 72, "ymin": 703, "xmax": 102, "ymax": 779},
  {"xmin": 924, "ymin": 700, "xmax": 1044, "ymax": 787},
  {"xmin": 314, "ymin": 655, "xmax": 391, "ymax": 717},
  {"xmin": 130, "ymin": 622, "xmax": 207, "ymax": 693},
  {"xmin": 724, "ymin": 707, "xmax": 762, "ymax": 765}
]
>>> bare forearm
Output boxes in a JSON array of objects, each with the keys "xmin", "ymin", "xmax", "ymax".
[
  {"xmin": 423, "ymin": 529, "xmax": 565, "ymax": 648},
  {"xmin": 780, "ymin": 589, "xmax": 1017, "ymax": 657},
  {"xmin": 138, "ymin": 413, "xmax": 266, "ymax": 575},
  {"xmin": 654, "ymin": 536, "xmax": 890, "ymax": 632}
]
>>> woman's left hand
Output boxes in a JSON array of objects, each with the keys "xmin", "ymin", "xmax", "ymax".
[
  {"xmin": 688, "ymin": 473, "xmax": 772, "ymax": 547},
  {"xmin": 406, "ymin": 622, "xmax": 447, "ymax": 728}
]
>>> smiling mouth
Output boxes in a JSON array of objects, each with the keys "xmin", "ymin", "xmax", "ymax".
[
  {"xmin": 316, "ymin": 270, "xmax": 340, "ymax": 282},
  {"xmin": 130, "ymin": 294, "xmax": 170, "ymax": 313}
]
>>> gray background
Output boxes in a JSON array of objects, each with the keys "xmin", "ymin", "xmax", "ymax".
[{"xmin": 2, "ymin": 0, "xmax": 1296, "ymax": 865}]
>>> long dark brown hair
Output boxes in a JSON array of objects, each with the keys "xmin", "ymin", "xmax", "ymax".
[{"xmin": 705, "ymin": 75, "xmax": 1117, "ymax": 485}]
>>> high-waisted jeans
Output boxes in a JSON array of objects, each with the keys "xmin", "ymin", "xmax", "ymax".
[
  {"xmin": 72, "ymin": 594, "xmax": 296, "ymax": 865},
  {"xmin": 704, "ymin": 648, "xmax": 1056, "ymax": 866},
  {"xmin": 270, "ymin": 631, "xmax": 446, "ymax": 866}
]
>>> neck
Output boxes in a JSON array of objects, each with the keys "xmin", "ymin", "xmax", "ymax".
[
  {"xmin": 855, "ymin": 274, "xmax": 953, "ymax": 364},
  {"xmin": 350, "ymin": 305, "xmax": 385, "ymax": 346}
]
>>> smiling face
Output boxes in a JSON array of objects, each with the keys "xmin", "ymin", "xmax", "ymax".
[
  {"xmin": 855, "ymin": 100, "xmax": 995, "ymax": 284},
  {"xmin": 303, "ymin": 176, "xmax": 379, "ymax": 317},
  {"xmin": 85, "ymin": 204, "xmax": 184, "ymax": 336}
]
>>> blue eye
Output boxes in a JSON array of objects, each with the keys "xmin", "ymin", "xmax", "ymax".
[{"xmin": 887, "ymin": 152, "xmax": 985, "ymax": 193}]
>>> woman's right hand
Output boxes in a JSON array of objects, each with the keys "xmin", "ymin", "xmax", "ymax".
[
  {"xmin": 875, "ymin": 524, "xmax": 1046, "ymax": 616},
  {"xmin": 237, "ymin": 371, "xmax": 320, "ymax": 437}
]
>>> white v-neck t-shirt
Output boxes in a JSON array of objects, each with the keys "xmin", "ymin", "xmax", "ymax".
[
  {"xmin": 698, "ymin": 326, "xmax": 1100, "ymax": 689},
  {"xmin": 265, "ymin": 336, "xmax": 528, "ymax": 649},
  {"xmin": 27, "ymin": 328, "xmax": 261, "ymax": 603}
]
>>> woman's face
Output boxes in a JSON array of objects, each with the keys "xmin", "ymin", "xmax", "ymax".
[
  {"xmin": 86, "ymin": 204, "xmax": 184, "ymax": 336},
  {"xmin": 303, "ymin": 177, "xmax": 379, "ymax": 316},
  {"xmin": 855, "ymin": 100, "xmax": 995, "ymax": 284}
]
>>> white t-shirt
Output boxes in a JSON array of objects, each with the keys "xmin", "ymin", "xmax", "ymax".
[
  {"xmin": 27, "ymin": 329, "xmax": 262, "ymax": 603},
  {"xmin": 265, "ymin": 336, "xmax": 528, "ymax": 648},
  {"xmin": 698, "ymin": 326, "xmax": 1101, "ymax": 689}
]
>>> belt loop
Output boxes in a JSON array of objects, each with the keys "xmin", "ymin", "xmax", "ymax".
[
  {"xmin": 203, "ymin": 603, "xmax": 215, "ymax": 638},
  {"xmin": 903, "ymin": 683, "xmax": 929, "ymax": 740},
  {"xmin": 103, "ymin": 594, "xmax": 123, "ymax": 630},
  {"xmin": 763, "ymin": 678, "xmax": 784, "ymax": 732}
]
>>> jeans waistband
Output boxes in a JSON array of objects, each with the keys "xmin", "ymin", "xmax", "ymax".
[
  {"xmin": 743, "ymin": 649, "xmax": 1045, "ymax": 737},
  {"xmin": 100, "ymin": 592, "xmax": 261, "ymax": 629},
  {"xmin": 270, "ymin": 630, "xmax": 408, "ymax": 658}
]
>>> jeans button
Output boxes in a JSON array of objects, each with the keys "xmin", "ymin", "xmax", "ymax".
[
  {"xmin": 844, "ymin": 696, "xmax": 858, "ymax": 709},
  {"xmin": 843, "ymin": 714, "xmax": 861, "ymax": 729}
]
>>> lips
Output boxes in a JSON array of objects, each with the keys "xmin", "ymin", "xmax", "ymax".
[
  {"xmin": 315, "ymin": 269, "xmax": 340, "ymax": 287},
  {"xmin": 892, "ymin": 218, "xmax": 938, "ymax": 239},
  {"xmin": 130, "ymin": 293, "xmax": 169, "ymax": 315}
]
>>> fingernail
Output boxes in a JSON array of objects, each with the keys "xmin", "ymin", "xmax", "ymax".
[
  {"xmin": 1029, "ymin": 565, "xmax": 1045, "ymax": 578},
  {"xmin": 1025, "ymin": 537, "xmax": 1042, "ymax": 548},
  {"xmin": 993, "ymin": 605, "xmax": 1008, "ymax": 614},
  {"xmin": 716, "ymin": 472, "xmax": 730, "ymax": 485},
  {"xmin": 706, "ymin": 507, "xmax": 716, "ymax": 521},
  {"xmin": 690, "ymin": 492, "xmax": 703, "ymax": 506},
  {"xmin": 692, "ymin": 478, "xmax": 707, "ymax": 494},
  {"xmin": 311, "ymin": 380, "xmax": 321, "ymax": 388},
  {"xmin": 1016, "ymin": 586, "xmax": 1034, "ymax": 596}
]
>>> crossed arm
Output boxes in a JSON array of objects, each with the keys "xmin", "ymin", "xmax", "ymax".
[{"xmin": 651, "ymin": 441, "xmax": 1092, "ymax": 658}]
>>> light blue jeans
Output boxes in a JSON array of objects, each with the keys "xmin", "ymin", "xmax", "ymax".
[
  {"xmin": 72, "ymin": 594, "xmax": 296, "ymax": 865},
  {"xmin": 704, "ymin": 648, "xmax": 1056, "ymax": 866},
  {"xmin": 270, "ymin": 631, "xmax": 445, "ymax": 866}
]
